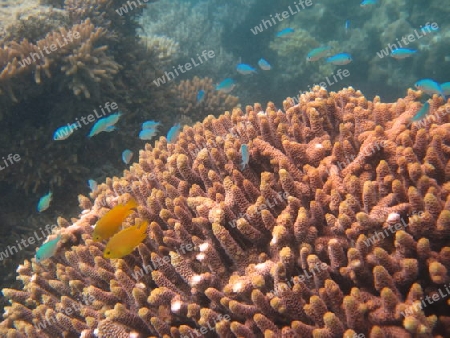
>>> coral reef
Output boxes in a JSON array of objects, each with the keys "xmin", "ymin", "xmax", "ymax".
[
  {"xmin": 173, "ymin": 76, "xmax": 240, "ymax": 123},
  {"xmin": 2, "ymin": 87, "xmax": 450, "ymax": 337},
  {"xmin": 0, "ymin": 0, "xmax": 178, "ymax": 194},
  {"xmin": 140, "ymin": 0, "xmax": 256, "ymax": 79}
]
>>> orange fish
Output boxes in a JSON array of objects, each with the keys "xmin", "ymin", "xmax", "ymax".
[
  {"xmin": 92, "ymin": 198, "xmax": 137, "ymax": 242},
  {"xmin": 103, "ymin": 220, "xmax": 148, "ymax": 259}
]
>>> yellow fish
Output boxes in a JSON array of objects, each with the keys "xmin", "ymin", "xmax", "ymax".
[
  {"xmin": 103, "ymin": 221, "xmax": 148, "ymax": 259},
  {"xmin": 92, "ymin": 198, "xmax": 137, "ymax": 242}
]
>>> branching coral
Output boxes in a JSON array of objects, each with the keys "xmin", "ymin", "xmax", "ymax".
[
  {"xmin": 2, "ymin": 87, "xmax": 450, "ymax": 337},
  {"xmin": 173, "ymin": 76, "xmax": 239, "ymax": 123}
]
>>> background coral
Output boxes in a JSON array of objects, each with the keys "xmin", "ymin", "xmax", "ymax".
[
  {"xmin": 2, "ymin": 87, "xmax": 450, "ymax": 337},
  {"xmin": 172, "ymin": 76, "xmax": 239, "ymax": 122}
]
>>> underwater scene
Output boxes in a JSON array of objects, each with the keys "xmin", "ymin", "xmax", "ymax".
[{"xmin": 0, "ymin": 0, "xmax": 450, "ymax": 336}]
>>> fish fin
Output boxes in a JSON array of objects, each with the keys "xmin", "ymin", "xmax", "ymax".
[{"xmin": 126, "ymin": 198, "xmax": 138, "ymax": 210}]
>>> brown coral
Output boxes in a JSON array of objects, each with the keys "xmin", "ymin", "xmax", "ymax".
[
  {"xmin": 173, "ymin": 76, "xmax": 240, "ymax": 123},
  {"xmin": 1, "ymin": 87, "xmax": 450, "ymax": 337}
]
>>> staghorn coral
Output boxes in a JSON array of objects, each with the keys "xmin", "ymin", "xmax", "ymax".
[
  {"xmin": 1, "ymin": 87, "xmax": 450, "ymax": 337},
  {"xmin": 173, "ymin": 76, "xmax": 240, "ymax": 123}
]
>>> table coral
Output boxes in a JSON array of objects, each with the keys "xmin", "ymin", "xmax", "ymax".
[{"xmin": 1, "ymin": 87, "xmax": 450, "ymax": 337}]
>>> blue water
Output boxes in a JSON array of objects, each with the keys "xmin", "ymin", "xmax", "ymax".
[{"xmin": 141, "ymin": 0, "xmax": 450, "ymax": 103}]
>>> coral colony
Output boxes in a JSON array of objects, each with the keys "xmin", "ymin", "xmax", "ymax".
[
  {"xmin": 17, "ymin": 31, "xmax": 81, "ymax": 68},
  {"xmin": 2, "ymin": 86, "xmax": 450, "ymax": 337}
]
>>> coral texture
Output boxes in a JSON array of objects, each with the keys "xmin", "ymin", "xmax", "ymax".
[
  {"xmin": 173, "ymin": 76, "xmax": 240, "ymax": 122},
  {"xmin": 2, "ymin": 87, "xmax": 450, "ymax": 337}
]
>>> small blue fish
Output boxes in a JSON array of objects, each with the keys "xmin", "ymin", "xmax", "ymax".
[
  {"xmin": 326, "ymin": 53, "xmax": 352, "ymax": 65},
  {"xmin": 415, "ymin": 79, "xmax": 445, "ymax": 99},
  {"xmin": 197, "ymin": 90, "xmax": 205, "ymax": 102},
  {"xmin": 35, "ymin": 234, "xmax": 61, "ymax": 263},
  {"xmin": 307, "ymin": 46, "xmax": 332, "ymax": 62},
  {"xmin": 53, "ymin": 123, "xmax": 78, "ymax": 141},
  {"xmin": 441, "ymin": 82, "xmax": 450, "ymax": 97},
  {"xmin": 257, "ymin": 58, "xmax": 271, "ymax": 71},
  {"xmin": 122, "ymin": 149, "xmax": 133, "ymax": 164},
  {"xmin": 390, "ymin": 48, "xmax": 417, "ymax": 59},
  {"xmin": 88, "ymin": 112, "xmax": 122, "ymax": 138},
  {"xmin": 276, "ymin": 28, "xmax": 294, "ymax": 37},
  {"xmin": 410, "ymin": 101, "xmax": 430, "ymax": 123},
  {"xmin": 37, "ymin": 192, "xmax": 52, "ymax": 212},
  {"xmin": 88, "ymin": 179, "xmax": 98, "ymax": 193},
  {"xmin": 240, "ymin": 144, "xmax": 249, "ymax": 170},
  {"xmin": 216, "ymin": 78, "xmax": 236, "ymax": 93},
  {"xmin": 142, "ymin": 120, "xmax": 160, "ymax": 130},
  {"xmin": 361, "ymin": 0, "xmax": 378, "ymax": 6},
  {"xmin": 345, "ymin": 20, "xmax": 351, "ymax": 33},
  {"xmin": 167, "ymin": 123, "xmax": 181, "ymax": 143},
  {"xmin": 236, "ymin": 64, "xmax": 257, "ymax": 75},
  {"xmin": 139, "ymin": 128, "xmax": 158, "ymax": 140}
]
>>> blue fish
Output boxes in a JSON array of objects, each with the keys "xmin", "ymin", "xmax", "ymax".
[
  {"xmin": 410, "ymin": 101, "xmax": 430, "ymax": 123},
  {"xmin": 167, "ymin": 123, "xmax": 181, "ymax": 143},
  {"xmin": 197, "ymin": 90, "xmax": 205, "ymax": 102},
  {"xmin": 390, "ymin": 48, "xmax": 417, "ymax": 59},
  {"xmin": 240, "ymin": 144, "xmax": 249, "ymax": 170},
  {"xmin": 53, "ymin": 123, "xmax": 78, "ymax": 141},
  {"xmin": 415, "ymin": 79, "xmax": 445, "ymax": 99},
  {"xmin": 216, "ymin": 78, "xmax": 236, "ymax": 93},
  {"xmin": 307, "ymin": 46, "xmax": 332, "ymax": 62},
  {"xmin": 142, "ymin": 120, "xmax": 160, "ymax": 130},
  {"xmin": 88, "ymin": 112, "xmax": 122, "ymax": 137},
  {"xmin": 257, "ymin": 58, "xmax": 271, "ymax": 71},
  {"xmin": 361, "ymin": 0, "xmax": 378, "ymax": 6},
  {"xmin": 88, "ymin": 179, "xmax": 98, "ymax": 192},
  {"xmin": 236, "ymin": 64, "xmax": 257, "ymax": 75},
  {"xmin": 441, "ymin": 82, "xmax": 450, "ymax": 97},
  {"xmin": 139, "ymin": 128, "xmax": 158, "ymax": 140},
  {"xmin": 326, "ymin": 53, "xmax": 352, "ymax": 65},
  {"xmin": 122, "ymin": 149, "xmax": 134, "ymax": 164},
  {"xmin": 35, "ymin": 234, "xmax": 61, "ymax": 263},
  {"xmin": 276, "ymin": 28, "xmax": 294, "ymax": 37},
  {"xmin": 345, "ymin": 20, "xmax": 351, "ymax": 33},
  {"xmin": 37, "ymin": 192, "xmax": 52, "ymax": 212}
]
